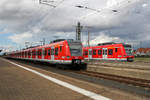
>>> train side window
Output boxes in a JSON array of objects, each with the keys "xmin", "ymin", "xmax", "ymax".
[
  {"xmin": 115, "ymin": 48, "xmax": 118, "ymax": 52},
  {"xmin": 105, "ymin": 50, "xmax": 107, "ymax": 55},
  {"xmin": 84, "ymin": 51, "xmax": 88, "ymax": 55},
  {"xmin": 48, "ymin": 49, "xmax": 51, "ymax": 56},
  {"xmin": 55, "ymin": 48, "xmax": 58, "ymax": 56},
  {"xmin": 36, "ymin": 50, "xmax": 38, "ymax": 56},
  {"xmin": 32, "ymin": 50, "xmax": 35, "ymax": 56},
  {"xmin": 44, "ymin": 49, "xmax": 47, "ymax": 56},
  {"xmin": 36, "ymin": 50, "xmax": 39, "ymax": 56},
  {"xmin": 25, "ymin": 52, "xmax": 27, "ymax": 57},
  {"xmin": 28, "ymin": 51, "xmax": 31, "ymax": 56},
  {"xmin": 108, "ymin": 49, "xmax": 113, "ymax": 55},
  {"xmin": 33, "ymin": 50, "xmax": 36, "ymax": 56},
  {"xmin": 34, "ymin": 50, "xmax": 36, "ymax": 56},
  {"xmin": 60, "ymin": 46, "xmax": 62, "ymax": 52},
  {"xmin": 37, "ymin": 50, "xmax": 39, "ymax": 56},
  {"xmin": 42, "ymin": 49, "xmax": 44, "ymax": 56},
  {"xmin": 38, "ymin": 50, "xmax": 41, "ymax": 56},
  {"xmin": 40, "ymin": 50, "xmax": 42, "ymax": 56},
  {"xmin": 98, "ymin": 50, "xmax": 102, "ymax": 55},
  {"xmin": 93, "ymin": 50, "xmax": 96, "ymax": 55}
]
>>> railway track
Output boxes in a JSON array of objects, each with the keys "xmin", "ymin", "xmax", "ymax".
[{"xmin": 73, "ymin": 71, "xmax": 150, "ymax": 89}]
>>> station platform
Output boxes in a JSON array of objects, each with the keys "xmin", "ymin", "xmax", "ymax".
[
  {"xmin": 0, "ymin": 58, "xmax": 99, "ymax": 100},
  {"xmin": 0, "ymin": 58, "xmax": 149, "ymax": 100}
]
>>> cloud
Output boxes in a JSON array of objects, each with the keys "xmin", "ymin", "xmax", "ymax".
[
  {"xmin": 0, "ymin": 0, "xmax": 149, "ymax": 49},
  {"xmin": 8, "ymin": 32, "xmax": 33, "ymax": 45},
  {"xmin": 83, "ymin": 32, "xmax": 120, "ymax": 46},
  {"xmin": 0, "ymin": 45, "xmax": 15, "ymax": 53}
]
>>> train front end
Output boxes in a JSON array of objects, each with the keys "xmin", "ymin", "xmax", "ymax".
[
  {"xmin": 123, "ymin": 44, "xmax": 134, "ymax": 62},
  {"xmin": 67, "ymin": 40, "xmax": 84, "ymax": 65}
]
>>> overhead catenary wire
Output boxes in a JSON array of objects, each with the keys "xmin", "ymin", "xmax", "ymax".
[
  {"xmin": 32, "ymin": 0, "xmax": 143, "ymax": 42},
  {"xmin": 77, "ymin": 0, "xmax": 142, "ymax": 20},
  {"xmin": 36, "ymin": 0, "xmax": 133, "ymax": 24},
  {"xmin": 36, "ymin": 0, "xmax": 67, "ymax": 25}
]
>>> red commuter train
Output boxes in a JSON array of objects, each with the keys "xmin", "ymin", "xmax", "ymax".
[
  {"xmin": 83, "ymin": 42, "xmax": 134, "ymax": 62},
  {"xmin": 7, "ymin": 39, "xmax": 84, "ymax": 66}
]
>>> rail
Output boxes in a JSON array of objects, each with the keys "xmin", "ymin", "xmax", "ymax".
[{"xmin": 74, "ymin": 71, "xmax": 150, "ymax": 89}]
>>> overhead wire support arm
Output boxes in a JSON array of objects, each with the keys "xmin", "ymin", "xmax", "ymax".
[
  {"xmin": 75, "ymin": 5, "xmax": 118, "ymax": 13},
  {"xmin": 75, "ymin": 5, "xmax": 101, "ymax": 12},
  {"xmin": 39, "ymin": 0, "xmax": 56, "ymax": 8}
]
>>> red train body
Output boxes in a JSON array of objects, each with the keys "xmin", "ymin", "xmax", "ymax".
[
  {"xmin": 83, "ymin": 42, "xmax": 134, "ymax": 62},
  {"xmin": 8, "ymin": 39, "xmax": 84, "ymax": 65}
]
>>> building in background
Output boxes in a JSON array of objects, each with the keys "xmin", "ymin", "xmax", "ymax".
[{"xmin": 134, "ymin": 48, "xmax": 150, "ymax": 56}]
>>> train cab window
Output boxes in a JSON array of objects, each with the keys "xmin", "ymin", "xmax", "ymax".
[
  {"xmin": 98, "ymin": 50, "xmax": 102, "ymax": 55},
  {"xmin": 48, "ymin": 49, "xmax": 51, "ymax": 56},
  {"xmin": 55, "ymin": 48, "xmax": 58, "ymax": 56},
  {"xmin": 115, "ymin": 48, "xmax": 118, "ymax": 52},
  {"xmin": 93, "ymin": 50, "xmax": 96, "ymax": 55},
  {"xmin": 108, "ymin": 49, "xmax": 113, "ymax": 55}
]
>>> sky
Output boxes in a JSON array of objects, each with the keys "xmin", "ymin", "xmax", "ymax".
[{"xmin": 0, "ymin": 0, "xmax": 149, "ymax": 53}]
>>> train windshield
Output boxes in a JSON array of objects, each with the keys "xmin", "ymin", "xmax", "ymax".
[
  {"xmin": 68, "ymin": 41, "xmax": 82, "ymax": 56},
  {"xmin": 125, "ymin": 48, "xmax": 132, "ymax": 56},
  {"xmin": 123, "ymin": 44, "xmax": 133, "ymax": 56}
]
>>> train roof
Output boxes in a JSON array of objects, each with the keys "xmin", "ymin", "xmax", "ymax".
[
  {"xmin": 84, "ymin": 42, "xmax": 132, "ymax": 49},
  {"xmin": 11, "ymin": 39, "xmax": 81, "ymax": 53},
  {"xmin": 97, "ymin": 42, "xmax": 116, "ymax": 46},
  {"xmin": 98, "ymin": 42, "xmax": 131, "ymax": 47}
]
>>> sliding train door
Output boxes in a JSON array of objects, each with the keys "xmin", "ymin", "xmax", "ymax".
[
  {"xmin": 102, "ymin": 48, "xmax": 108, "ymax": 60},
  {"xmin": 88, "ymin": 49, "xmax": 92, "ymax": 59},
  {"xmin": 51, "ymin": 47, "xmax": 54, "ymax": 61}
]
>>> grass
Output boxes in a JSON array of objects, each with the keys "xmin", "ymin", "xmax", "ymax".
[{"xmin": 134, "ymin": 57, "xmax": 150, "ymax": 62}]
